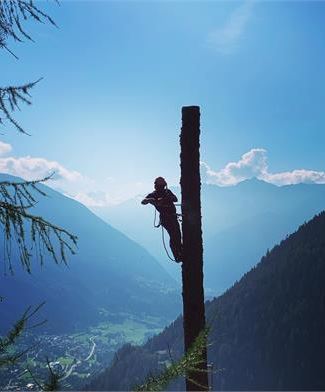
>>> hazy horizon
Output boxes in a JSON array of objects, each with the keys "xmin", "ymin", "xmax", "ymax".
[{"xmin": 1, "ymin": 1, "xmax": 325, "ymax": 207}]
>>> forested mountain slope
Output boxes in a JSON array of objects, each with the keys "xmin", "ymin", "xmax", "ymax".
[{"xmin": 88, "ymin": 210, "xmax": 325, "ymax": 390}]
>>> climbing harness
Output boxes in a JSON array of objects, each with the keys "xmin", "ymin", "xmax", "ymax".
[{"xmin": 153, "ymin": 204, "xmax": 183, "ymax": 227}]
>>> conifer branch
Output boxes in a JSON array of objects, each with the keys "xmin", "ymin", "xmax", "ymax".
[
  {"xmin": 1, "ymin": 0, "xmax": 57, "ymax": 134},
  {"xmin": 0, "ymin": 176, "xmax": 78, "ymax": 273},
  {"xmin": 0, "ymin": 303, "xmax": 45, "ymax": 366},
  {"xmin": 0, "ymin": 1, "xmax": 57, "ymax": 53},
  {"xmin": 134, "ymin": 328, "xmax": 213, "ymax": 392},
  {"xmin": 0, "ymin": 79, "xmax": 41, "ymax": 134},
  {"xmin": 27, "ymin": 357, "xmax": 62, "ymax": 391}
]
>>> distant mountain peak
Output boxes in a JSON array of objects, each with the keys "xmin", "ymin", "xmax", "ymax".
[{"xmin": 237, "ymin": 177, "xmax": 274, "ymax": 187}]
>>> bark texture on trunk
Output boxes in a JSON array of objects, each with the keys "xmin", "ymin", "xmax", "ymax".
[{"xmin": 180, "ymin": 106, "xmax": 208, "ymax": 391}]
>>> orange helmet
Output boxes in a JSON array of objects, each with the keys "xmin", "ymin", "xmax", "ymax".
[{"xmin": 154, "ymin": 177, "xmax": 167, "ymax": 187}]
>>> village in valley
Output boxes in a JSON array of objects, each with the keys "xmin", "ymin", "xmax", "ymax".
[{"xmin": 1, "ymin": 314, "xmax": 164, "ymax": 391}]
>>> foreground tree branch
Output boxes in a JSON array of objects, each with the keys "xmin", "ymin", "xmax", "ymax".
[
  {"xmin": 0, "ymin": 80, "xmax": 41, "ymax": 134},
  {"xmin": 0, "ymin": 1, "xmax": 77, "ymax": 272},
  {"xmin": 134, "ymin": 328, "xmax": 211, "ymax": 392},
  {"xmin": 0, "ymin": 176, "xmax": 78, "ymax": 273},
  {"xmin": 0, "ymin": 302, "xmax": 45, "ymax": 366},
  {"xmin": 0, "ymin": 0, "xmax": 57, "ymax": 51},
  {"xmin": 1, "ymin": 0, "xmax": 57, "ymax": 134}
]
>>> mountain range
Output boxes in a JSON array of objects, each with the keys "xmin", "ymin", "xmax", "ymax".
[
  {"xmin": 92, "ymin": 179, "xmax": 325, "ymax": 294},
  {"xmin": 0, "ymin": 174, "xmax": 181, "ymax": 334},
  {"xmin": 87, "ymin": 209, "xmax": 325, "ymax": 391}
]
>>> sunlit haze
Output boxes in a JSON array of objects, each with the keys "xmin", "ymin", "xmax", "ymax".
[{"xmin": 1, "ymin": 1, "xmax": 325, "ymax": 206}]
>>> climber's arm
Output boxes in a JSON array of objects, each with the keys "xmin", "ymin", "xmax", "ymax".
[
  {"xmin": 141, "ymin": 193, "xmax": 157, "ymax": 205},
  {"xmin": 141, "ymin": 197, "xmax": 156, "ymax": 205}
]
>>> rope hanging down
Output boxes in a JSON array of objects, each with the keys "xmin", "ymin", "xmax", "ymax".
[
  {"xmin": 153, "ymin": 207, "xmax": 183, "ymax": 262},
  {"xmin": 162, "ymin": 225, "xmax": 176, "ymax": 262}
]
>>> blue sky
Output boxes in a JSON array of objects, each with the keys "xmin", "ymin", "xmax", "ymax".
[{"xmin": 1, "ymin": 0, "xmax": 325, "ymax": 206}]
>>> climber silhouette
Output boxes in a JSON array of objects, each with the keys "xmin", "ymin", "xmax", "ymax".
[{"xmin": 141, "ymin": 177, "xmax": 182, "ymax": 263}]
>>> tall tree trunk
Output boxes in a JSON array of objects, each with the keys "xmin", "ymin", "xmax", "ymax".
[{"xmin": 180, "ymin": 106, "xmax": 208, "ymax": 391}]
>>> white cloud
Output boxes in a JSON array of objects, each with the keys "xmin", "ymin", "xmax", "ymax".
[
  {"xmin": 0, "ymin": 140, "xmax": 90, "ymax": 200},
  {"xmin": 263, "ymin": 169, "xmax": 325, "ymax": 186},
  {"xmin": 0, "ymin": 141, "xmax": 144, "ymax": 207},
  {"xmin": 201, "ymin": 149, "xmax": 325, "ymax": 186},
  {"xmin": 201, "ymin": 148, "xmax": 267, "ymax": 186},
  {"xmin": 0, "ymin": 141, "xmax": 12, "ymax": 156},
  {"xmin": 207, "ymin": 1, "xmax": 254, "ymax": 54},
  {"xmin": 0, "ymin": 155, "xmax": 82, "ymax": 182}
]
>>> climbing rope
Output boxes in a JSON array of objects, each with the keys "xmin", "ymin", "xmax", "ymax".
[
  {"xmin": 161, "ymin": 225, "xmax": 177, "ymax": 262},
  {"xmin": 152, "ymin": 207, "xmax": 183, "ymax": 263},
  {"xmin": 153, "ymin": 208, "xmax": 160, "ymax": 228}
]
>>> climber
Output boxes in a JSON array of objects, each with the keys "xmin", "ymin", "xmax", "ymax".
[{"xmin": 141, "ymin": 177, "xmax": 182, "ymax": 263}]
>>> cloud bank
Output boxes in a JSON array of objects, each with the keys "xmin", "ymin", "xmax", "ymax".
[
  {"xmin": 201, "ymin": 148, "xmax": 325, "ymax": 186},
  {"xmin": 1, "ymin": 141, "xmax": 324, "ymax": 208},
  {"xmin": 0, "ymin": 142, "xmax": 82, "ymax": 183},
  {"xmin": 0, "ymin": 141, "xmax": 144, "ymax": 207}
]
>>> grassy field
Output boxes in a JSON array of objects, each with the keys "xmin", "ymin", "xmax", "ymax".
[{"xmin": 72, "ymin": 312, "xmax": 165, "ymax": 346}]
